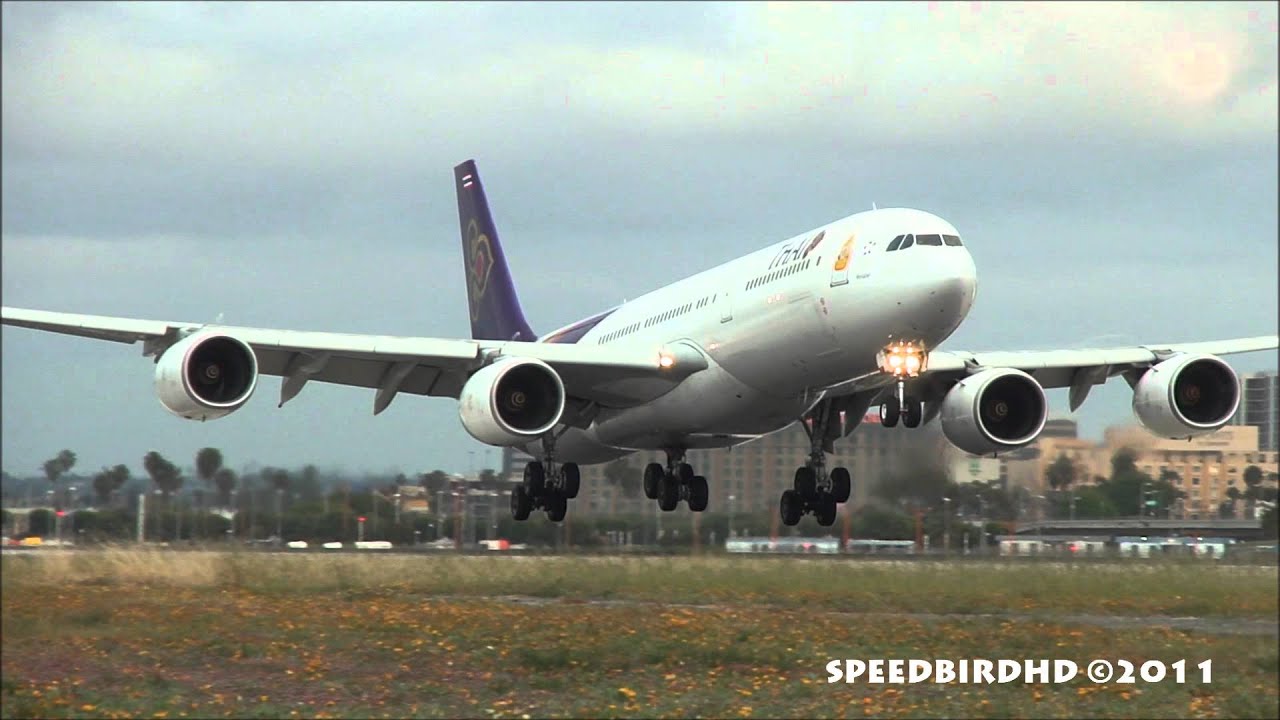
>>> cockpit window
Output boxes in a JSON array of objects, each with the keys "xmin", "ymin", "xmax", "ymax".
[
  {"xmin": 915, "ymin": 233, "xmax": 943, "ymax": 246},
  {"xmin": 899, "ymin": 234, "xmax": 914, "ymax": 249},
  {"xmin": 943, "ymin": 234, "xmax": 963, "ymax": 246},
  {"xmin": 886, "ymin": 235, "xmax": 904, "ymax": 252}
]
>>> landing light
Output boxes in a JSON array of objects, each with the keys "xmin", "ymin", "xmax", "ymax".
[
  {"xmin": 877, "ymin": 341, "xmax": 928, "ymax": 378},
  {"xmin": 658, "ymin": 353, "xmax": 676, "ymax": 369}
]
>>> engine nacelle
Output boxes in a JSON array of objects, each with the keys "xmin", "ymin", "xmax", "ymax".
[
  {"xmin": 154, "ymin": 332, "xmax": 258, "ymax": 420},
  {"xmin": 1132, "ymin": 354, "xmax": 1240, "ymax": 439},
  {"xmin": 941, "ymin": 367, "xmax": 1048, "ymax": 455},
  {"xmin": 458, "ymin": 357, "xmax": 566, "ymax": 446}
]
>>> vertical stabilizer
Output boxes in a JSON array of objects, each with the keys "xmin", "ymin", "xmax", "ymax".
[{"xmin": 454, "ymin": 160, "xmax": 536, "ymax": 342}]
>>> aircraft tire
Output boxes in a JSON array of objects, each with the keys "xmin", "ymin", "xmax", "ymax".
[
  {"xmin": 780, "ymin": 490, "xmax": 803, "ymax": 527},
  {"xmin": 688, "ymin": 476, "xmax": 709, "ymax": 512},
  {"xmin": 561, "ymin": 463, "xmax": 581, "ymax": 499},
  {"xmin": 657, "ymin": 473, "xmax": 680, "ymax": 512},
  {"xmin": 523, "ymin": 461, "xmax": 546, "ymax": 496},
  {"xmin": 794, "ymin": 466, "xmax": 817, "ymax": 498},
  {"xmin": 830, "ymin": 467, "xmax": 852, "ymax": 504},
  {"xmin": 643, "ymin": 463, "xmax": 664, "ymax": 500}
]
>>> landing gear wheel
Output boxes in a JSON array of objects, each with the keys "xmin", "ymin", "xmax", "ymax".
[
  {"xmin": 561, "ymin": 463, "xmax": 581, "ymax": 499},
  {"xmin": 643, "ymin": 463, "xmax": 664, "ymax": 500},
  {"xmin": 780, "ymin": 490, "xmax": 803, "ymax": 527},
  {"xmin": 676, "ymin": 463, "xmax": 695, "ymax": 486},
  {"xmin": 545, "ymin": 493, "xmax": 567, "ymax": 522},
  {"xmin": 880, "ymin": 397, "xmax": 900, "ymax": 428},
  {"xmin": 523, "ymin": 461, "xmax": 546, "ymax": 496},
  {"xmin": 688, "ymin": 476, "xmax": 709, "ymax": 512},
  {"xmin": 829, "ymin": 467, "xmax": 852, "ymax": 504},
  {"xmin": 794, "ymin": 466, "xmax": 818, "ymax": 498},
  {"xmin": 814, "ymin": 495, "xmax": 837, "ymax": 527},
  {"xmin": 510, "ymin": 486, "xmax": 532, "ymax": 521},
  {"xmin": 657, "ymin": 473, "xmax": 680, "ymax": 512},
  {"xmin": 903, "ymin": 399, "xmax": 923, "ymax": 429}
]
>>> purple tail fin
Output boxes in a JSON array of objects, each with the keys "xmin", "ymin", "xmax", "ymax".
[{"xmin": 454, "ymin": 160, "xmax": 536, "ymax": 342}]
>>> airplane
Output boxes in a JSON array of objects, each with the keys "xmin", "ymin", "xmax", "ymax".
[{"xmin": 3, "ymin": 160, "xmax": 1276, "ymax": 527}]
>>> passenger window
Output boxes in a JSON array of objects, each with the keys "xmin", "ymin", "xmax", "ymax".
[
  {"xmin": 900, "ymin": 235, "xmax": 914, "ymax": 249},
  {"xmin": 916, "ymin": 233, "xmax": 943, "ymax": 246},
  {"xmin": 943, "ymin": 234, "xmax": 963, "ymax": 246},
  {"xmin": 886, "ymin": 235, "xmax": 904, "ymax": 252}
]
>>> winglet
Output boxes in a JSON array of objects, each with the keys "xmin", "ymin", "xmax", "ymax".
[{"xmin": 454, "ymin": 160, "xmax": 537, "ymax": 342}]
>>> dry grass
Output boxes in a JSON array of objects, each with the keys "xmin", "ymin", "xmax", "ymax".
[{"xmin": 3, "ymin": 548, "xmax": 1277, "ymax": 619}]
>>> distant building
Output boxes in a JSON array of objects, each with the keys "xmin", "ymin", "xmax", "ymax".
[
  {"xmin": 1004, "ymin": 422, "xmax": 1278, "ymax": 519},
  {"xmin": 1232, "ymin": 371, "xmax": 1279, "ymax": 452}
]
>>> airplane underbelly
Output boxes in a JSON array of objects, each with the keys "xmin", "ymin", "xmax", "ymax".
[{"xmin": 586, "ymin": 354, "xmax": 809, "ymax": 450}]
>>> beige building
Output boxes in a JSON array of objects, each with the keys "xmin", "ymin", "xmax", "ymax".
[{"xmin": 1006, "ymin": 423, "xmax": 1278, "ymax": 518}]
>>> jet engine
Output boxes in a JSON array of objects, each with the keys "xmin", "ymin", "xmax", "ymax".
[
  {"xmin": 154, "ymin": 332, "xmax": 259, "ymax": 420},
  {"xmin": 1132, "ymin": 354, "xmax": 1240, "ymax": 439},
  {"xmin": 458, "ymin": 357, "xmax": 566, "ymax": 446},
  {"xmin": 940, "ymin": 367, "xmax": 1048, "ymax": 455}
]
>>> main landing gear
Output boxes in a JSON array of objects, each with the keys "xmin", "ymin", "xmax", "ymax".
[
  {"xmin": 641, "ymin": 449, "xmax": 709, "ymax": 513},
  {"xmin": 510, "ymin": 435, "xmax": 580, "ymax": 523},
  {"xmin": 779, "ymin": 400, "xmax": 852, "ymax": 528}
]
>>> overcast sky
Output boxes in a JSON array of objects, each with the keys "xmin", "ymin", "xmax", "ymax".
[{"xmin": 3, "ymin": 1, "xmax": 1277, "ymax": 480}]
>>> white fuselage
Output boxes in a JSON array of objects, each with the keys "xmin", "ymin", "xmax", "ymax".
[{"xmin": 538, "ymin": 208, "xmax": 979, "ymax": 464}]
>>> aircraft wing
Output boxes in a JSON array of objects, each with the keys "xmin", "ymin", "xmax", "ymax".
[
  {"xmin": 821, "ymin": 335, "xmax": 1279, "ymax": 414},
  {"xmin": 0, "ymin": 306, "xmax": 708, "ymax": 417}
]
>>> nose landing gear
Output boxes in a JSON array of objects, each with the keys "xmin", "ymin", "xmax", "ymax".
[{"xmin": 876, "ymin": 340, "xmax": 927, "ymax": 430}]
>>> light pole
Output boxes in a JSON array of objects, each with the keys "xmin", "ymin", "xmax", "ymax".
[
  {"xmin": 357, "ymin": 515, "xmax": 366, "ymax": 542},
  {"xmin": 1033, "ymin": 494, "xmax": 1046, "ymax": 541},
  {"xmin": 394, "ymin": 493, "xmax": 401, "ymax": 526},
  {"xmin": 275, "ymin": 488, "xmax": 283, "ymax": 543},
  {"xmin": 728, "ymin": 494, "xmax": 736, "ymax": 541},
  {"xmin": 1069, "ymin": 493, "xmax": 1077, "ymax": 521},
  {"xmin": 942, "ymin": 496, "xmax": 951, "ymax": 555}
]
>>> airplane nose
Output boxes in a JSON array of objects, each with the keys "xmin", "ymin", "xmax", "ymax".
[{"xmin": 905, "ymin": 253, "xmax": 976, "ymax": 339}]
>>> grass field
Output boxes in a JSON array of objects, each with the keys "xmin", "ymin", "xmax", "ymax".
[{"xmin": 2, "ymin": 549, "xmax": 1277, "ymax": 719}]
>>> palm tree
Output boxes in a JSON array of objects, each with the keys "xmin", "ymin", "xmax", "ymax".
[
  {"xmin": 1243, "ymin": 465, "xmax": 1264, "ymax": 519},
  {"xmin": 214, "ymin": 468, "xmax": 238, "ymax": 508},
  {"xmin": 42, "ymin": 449, "xmax": 77, "ymax": 508},
  {"xmin": 195, "ymin": 448, "xmax": 223, "ymax": 515},
  {"xmin": 1046, "ymin": 454, "xmax": 1076, "ymax": 493},
  {"xmin": 1226, "ymin": 486, "xmax": 1242, "ymax": 518},
  {"xmin": 603, "ymin": 458, "xmax": 637, "ymax": 515},
  {"xmin": 143, "ymin": 451, "xmax": 183, "ymax": 540}
]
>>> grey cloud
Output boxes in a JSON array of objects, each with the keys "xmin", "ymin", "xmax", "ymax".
[{"xmin": 2, "ymin": 2, "xmax": 1276, "ymax": 478}]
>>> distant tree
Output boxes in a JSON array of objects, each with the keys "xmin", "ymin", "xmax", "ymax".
[
  {"xmin": 91, "ymin": 466, "xmax": 129, "ymax": 506},
  {"xmin": 419, "ymin": 470, "xmax": 451, "ymax": 494},
  {"xmin": 1110, "ymin": 447, "xmax": 1138, "ymax": 478},
  {"xmin": 477, "ymin": 469, "xmax": 500, "ymax": 490},
  {"xmin": 1263, "ymin": 504, "xmax": 1278, "ymax": 539},
  {"xmin": 1244, "ymin": 465, "xmax": 1264, "ymax": 490},
  {"xmin": 1217, "ymin": 500, "xmax": 1235, "ymax": 519},
  {"xmin": 42, "ymin": 449, "xmax": 77, "ymax": 505},
  {"xmin": 213, "ymin": 468, "xmax": 238, "ymax": 507},
  {"xmin": 195, "ymin": 448, "xmax": 223, "ymax": 487},
  {"xmin": 143, "ymin": 451, "xmax": 183, "ymax": 497},
  {"xmin": 603, "ymin": 458, "xmax": 639, "ymax": 499},
  {"xmin": 1046, "ymin": 454, "xmax": 1077, "ymax": 493},
  {"xmin": 263, "ymin": 467, "xmax": 290, "ymax": 493}
]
